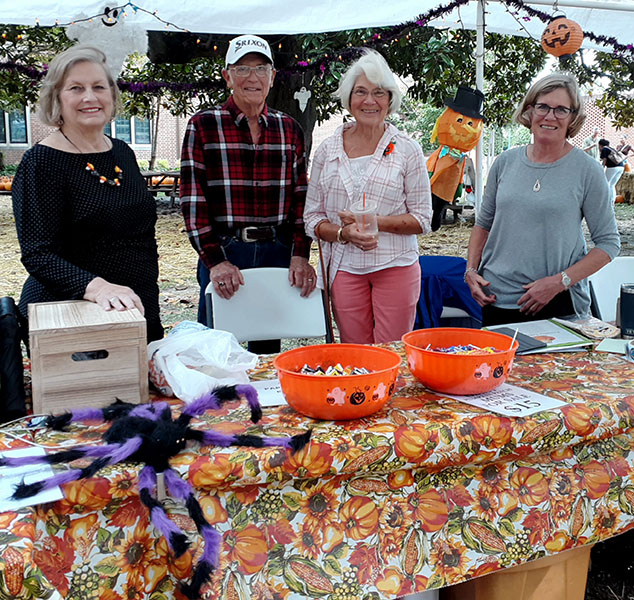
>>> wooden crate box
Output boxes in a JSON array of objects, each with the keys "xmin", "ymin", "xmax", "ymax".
[{"xmin": 29, "ymin": 300, "xmax": 148, "ymax": 414}]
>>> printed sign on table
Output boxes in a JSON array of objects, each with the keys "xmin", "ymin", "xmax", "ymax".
[{"xmin": 445, "ymin": 383, "xmax": 567, "ymax": 417}]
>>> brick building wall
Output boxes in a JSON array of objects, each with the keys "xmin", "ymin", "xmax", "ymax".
[
  {"xmin": 3, "ymin": 95, "xmax": 634, "ymax": 169},
  {"xmin": 1, "ymin": 109, "xmax": 188, "ymax": 167},
  {"xmin": 570, "ymin": 97, "xmax": 634, "ymax": 164}
]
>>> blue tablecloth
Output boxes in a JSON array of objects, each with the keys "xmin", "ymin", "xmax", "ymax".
[{"xmin": 415, "ymin": 255, "xmax": 482, "ymax": 328}]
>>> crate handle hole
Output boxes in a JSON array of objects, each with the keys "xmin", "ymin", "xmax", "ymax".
[{"xmin": 71, "ymin": 349, "xmax": 109, "ymax": 361}]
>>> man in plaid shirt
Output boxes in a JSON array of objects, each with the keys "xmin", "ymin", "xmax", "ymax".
[{"xmin": 180, "ymin": 34, "xmax": 316, "ymax": 353}]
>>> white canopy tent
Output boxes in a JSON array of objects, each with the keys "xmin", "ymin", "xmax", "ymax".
[
  {"xmin": 1, "ymin": 0, "xmax": 633, "ymax": 50},
  {"xmin": 2, "ymin": 0, "xmax": 634, "ymax": 207}
]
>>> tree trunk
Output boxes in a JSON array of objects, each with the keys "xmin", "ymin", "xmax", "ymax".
[
  {"xmin": 149, "ymin": 99, "xmax": 161, "ymax": 170},
  {"xmin": 266, "ymin": 38, "xmax": 317, "ymax": 160}
]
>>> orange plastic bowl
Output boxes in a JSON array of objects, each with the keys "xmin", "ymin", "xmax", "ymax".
[
  {"xmin": 401, "ymin": 328, "xmax": 518, "ymax": 395},
  {"xmin": 273, "ymin": 344, "xmax": 402, "ymax": 420}
]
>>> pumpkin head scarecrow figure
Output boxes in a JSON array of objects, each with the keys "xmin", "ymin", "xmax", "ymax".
[{"xmin": 427, "ymin": 86, "xmax": 484, "ymax": 231}]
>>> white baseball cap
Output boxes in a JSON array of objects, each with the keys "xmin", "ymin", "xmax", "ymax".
[{"xmin": 225, "ymin": 35, "xmax": 273, "ymax": 67}]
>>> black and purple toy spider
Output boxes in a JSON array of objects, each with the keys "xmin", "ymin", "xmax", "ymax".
[{"xmin": 0, "ymin": 384, "xmax": 311, "ymax": 599}]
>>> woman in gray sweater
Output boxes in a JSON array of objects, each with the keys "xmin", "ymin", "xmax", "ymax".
[{"xmin": 465, "ymin": 73, "xmax": 620, "ymax": 326}]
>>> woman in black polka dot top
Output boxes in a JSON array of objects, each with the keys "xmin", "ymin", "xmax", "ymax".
[{"xmin": 12, "ymin": 45, "xmax": 163, "ymax": 342}]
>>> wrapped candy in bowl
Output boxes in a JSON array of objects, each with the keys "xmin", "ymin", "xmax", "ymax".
[
  {"xmin": 402, "ymin": 328, "xmax": 518, "ymax": 395},
  {"xmin": 273, "ymin": 344, "xmax": 401, "ymax": 420}
]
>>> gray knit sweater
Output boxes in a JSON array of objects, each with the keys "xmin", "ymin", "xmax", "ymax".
[{"xmin": 476, "ymin": 146, "xmax": 620, "ymax": 316}]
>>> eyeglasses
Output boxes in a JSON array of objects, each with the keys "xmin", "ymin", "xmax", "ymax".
[
  {"xmin": 532, "ymin": 103, "xmax": 575, "ymax": 119},
  {"xmin": 229, "ymin": 65, "xmax": 272, "ymax": 79},
  {"xmin": 352, "ymin": 87, "xmax": 389, "ymax": 100}
]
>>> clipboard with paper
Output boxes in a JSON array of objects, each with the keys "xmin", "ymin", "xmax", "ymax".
[{"xmin": 487, "ymin": 319, "xmax": 594, "ymax": 354}]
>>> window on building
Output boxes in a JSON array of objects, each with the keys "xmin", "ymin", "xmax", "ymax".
[
  {"xmin": 106, "ymin": 116, "xmax": 151, "ymax": 146},
  {"xmin": 0, "ymin": 107, "xmax": 29, "ymax": 145},
  {"xmin": 134, "ymin": 118, "xmax": 151, "ymax": 145}
]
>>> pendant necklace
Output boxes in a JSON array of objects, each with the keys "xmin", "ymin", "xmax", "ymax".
[
  {"xmin": 532, "ymin": 163, "xmax": 558, "ymax": 193},
  {"xmin": 59, "ymin": 129, "xmax": 123, "ymax": 187},
  {"xmin": 529, "ymin": 148, "xmax": 558, "ymax": 193}
]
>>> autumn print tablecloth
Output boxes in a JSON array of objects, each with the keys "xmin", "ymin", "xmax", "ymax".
[{"xmin": 1, "ymin": 345, "xmax": 634, "ymax": 600}]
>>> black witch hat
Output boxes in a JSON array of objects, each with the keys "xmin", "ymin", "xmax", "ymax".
[{"xmin": 444, "ymin": 86, "xmax": 485, "ymax": 120}]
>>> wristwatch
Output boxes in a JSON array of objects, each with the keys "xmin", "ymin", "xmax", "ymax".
[
  {"xmin": 336, "ymin": 226, "xmax": 349, "ymax": 244},
  {"xmin": 560, "ymin": 271, "xmax": 572, "ymax": 290}
]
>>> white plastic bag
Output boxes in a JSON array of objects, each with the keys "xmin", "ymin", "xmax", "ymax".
[{"xmin": 148, "ymin": 321, "xmax": 258, "ymax": 403}]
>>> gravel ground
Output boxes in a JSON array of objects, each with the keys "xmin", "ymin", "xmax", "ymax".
[{"xmin": 2, "ymin": 196, "xmax": 633, "ymax": 329}]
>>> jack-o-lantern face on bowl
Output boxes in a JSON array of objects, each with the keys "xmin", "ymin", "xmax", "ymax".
[{"xmin": 541, "ymin": 16, "xmax": 584, "ymax": 57}]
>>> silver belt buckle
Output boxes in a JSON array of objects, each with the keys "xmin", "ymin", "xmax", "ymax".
[{"xmin": 241, "ymin": 226, "xmax": 259, "ymax": 242}]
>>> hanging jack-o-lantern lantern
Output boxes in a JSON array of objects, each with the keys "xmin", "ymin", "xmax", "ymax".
[{"xmin": 541, "ymin": 15, "xmax": 584, "ymax": 57}]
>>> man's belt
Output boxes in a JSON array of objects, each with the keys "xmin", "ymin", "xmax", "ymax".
[{"xmin": 233, "ymin": 226, "xmax": 278, "ymax": 243}]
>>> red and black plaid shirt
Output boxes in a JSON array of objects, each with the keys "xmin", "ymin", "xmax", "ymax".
[{"xmin": 180, "ymin": 96, "xmax": 310, "ymax": 268}]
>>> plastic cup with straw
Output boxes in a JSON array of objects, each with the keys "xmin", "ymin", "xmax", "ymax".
[{"xmin": 351, "ymin": 193, "xmax": 378, "ymax": 237}]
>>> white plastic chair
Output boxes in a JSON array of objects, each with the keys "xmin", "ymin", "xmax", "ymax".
[
  {"xmin": 205, "ymin": 267, "xmax": 333, "ymax": 343},
  {"xmin": 588, "ymin": 256, "xmax": 634, "ymax": 322}
]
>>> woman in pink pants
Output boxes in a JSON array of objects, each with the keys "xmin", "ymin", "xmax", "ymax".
[{"xmin": 304, "ymin": 50, "xmax": 432, "ymax": 343}]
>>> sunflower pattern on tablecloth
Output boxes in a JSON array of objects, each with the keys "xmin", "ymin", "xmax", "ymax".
[{"xmin": 1, "ymin": 347, "xmax": 634, "ymax": 599}]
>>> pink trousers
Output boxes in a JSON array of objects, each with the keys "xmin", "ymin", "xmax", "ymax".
[{"xmin": 331, "ymin": 262, "xmax": 421, "ymax": 344}]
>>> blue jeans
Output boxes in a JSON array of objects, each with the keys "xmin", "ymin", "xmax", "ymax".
[{"xmin": 197, "ymin": 235, "xmax": 293, "ymax": 354}]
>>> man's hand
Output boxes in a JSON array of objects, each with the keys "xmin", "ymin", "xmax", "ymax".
[
  {"xmin": 289, "ymin": 257, "xmax": 317, "ymax": 297},
  {"xmin": 209, "ymin": 261, "xmax": 244, "ymax": 299},
  {"xmin": 84, "ymin": 277, "xmax": 145, "ymax": 314}
]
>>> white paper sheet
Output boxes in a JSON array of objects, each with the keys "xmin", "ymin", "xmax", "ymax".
[
  {"xmin": 595, "ymin": 338, "xmax": 628, "ymax": 354},
  {"xmin": 0, "ymin": 447, "xmax": 64, "ymax": 512},
  {"xmin": 249, "ymin": 379, "xmax": 288, "ymax": 407},
  {"xmin": 444, "ymin": 383, "xmax": 567, "ymax": 417}
]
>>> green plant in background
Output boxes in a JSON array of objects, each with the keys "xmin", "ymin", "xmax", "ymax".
[
  {"xmin": 482, "ymin": 123, "xmax": 531, "ymax": 155},
  {"xmin": 0, "ymin": 25, "xmax": 72, "ymax": 110},
  {"xmin": 392, "ymin": 101, "xmax": 444, "ymax": 155},
  {"xmin": 0, "ymin": 165, "xmax": 19, "ymax": 176},
  {"xmin": 156, "ymin": 159, "xmax": 170, "ymax": 171},
  {"xmin": 137, "ymin": 159, "xmax": 150, "ymax": 170}
]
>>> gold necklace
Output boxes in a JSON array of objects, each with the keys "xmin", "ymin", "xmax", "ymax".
[{"xmin": 59, "ymin": 129, "xmax": 123, "ymax": 187}]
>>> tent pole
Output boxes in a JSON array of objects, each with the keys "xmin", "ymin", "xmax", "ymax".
[{"xmin": 475, "ymin": 0, "xmax": 485, "ymax": 214}]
